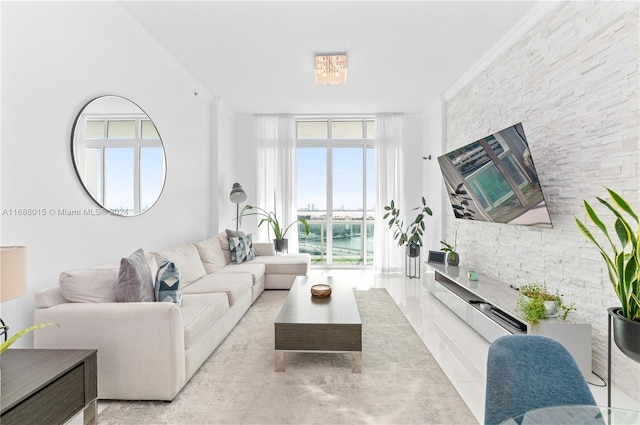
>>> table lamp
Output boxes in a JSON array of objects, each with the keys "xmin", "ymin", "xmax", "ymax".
[
  {"xmin": 0, "ymin": 246, "xmax": 27, "ymax": 341},
  {"xmin": 229, "ymin": 183, "xmax": 247, "ymax": 231}
]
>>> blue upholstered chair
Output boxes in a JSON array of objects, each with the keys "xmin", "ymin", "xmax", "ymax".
[{"xmin": 484, "ymin": 334, "xmax": 596, "ymax": 425}]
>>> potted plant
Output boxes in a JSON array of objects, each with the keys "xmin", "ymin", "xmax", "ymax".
[
  {"xmin": 440, "ymin": 231, "xmax": 459, "ymax": 265},
  {"xmin": 575, "ymin": 188, "xmax": 640, "ymax": 362},
  {"xmin": 383, "ymin": 196, "xmax": 433, "ymax": 258},
  {"xmin": 516, "ymin": 283, "xmax": 575, "ymax": 326},
  {"xmin": 239, "ymin": 197, "xmax": 310, "ymax": 253}
]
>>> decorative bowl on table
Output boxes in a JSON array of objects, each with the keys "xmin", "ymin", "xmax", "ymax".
[{"xmin": 311, "ymin": 284, "xmax": 332, "ymax": 298}]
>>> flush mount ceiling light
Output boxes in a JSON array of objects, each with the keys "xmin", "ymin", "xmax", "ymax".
[{"xmin": 315, "ymin": 54, "xmax": 347, "ymax": 85}]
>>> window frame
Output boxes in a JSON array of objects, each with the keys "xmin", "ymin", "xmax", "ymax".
[{"xmin": 295, "ymin": 116, "xmax": 375, "ymax": 267}]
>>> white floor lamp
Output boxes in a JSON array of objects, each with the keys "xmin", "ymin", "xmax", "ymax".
[{"xmin": 229, "ymin": 183, "xmax": 247, "ymax": 231}]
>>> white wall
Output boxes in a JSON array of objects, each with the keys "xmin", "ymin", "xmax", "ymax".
[
  {"xmin": 0, "ymin": 2, "xmax": 215, "ymax": 346},
  {"xmin": 212, "ymin": 99, "xmax": 239, "ymax": 233},
  {"xmin": 422, "ymin": 97, "xmax": 445, "ymax": 251},
  {"xmin": 444, "ymin": 2, "xmax": 639, "ymax": 404}
]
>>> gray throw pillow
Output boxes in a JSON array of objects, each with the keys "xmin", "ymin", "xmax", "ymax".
[
  {"xmin": 226, "ymin": 229, "xmax": 244, "ymax": 239},
  {"xmin": 117, "ymin": 248, "xmax": 155, "ymax": 302}
]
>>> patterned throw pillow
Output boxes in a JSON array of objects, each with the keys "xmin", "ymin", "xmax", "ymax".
[
  {"xmin": 155, "ymin": 258, "xmax": 182, "ymax": 305},
  {"xmin": 229, "ymin": 233, "xmax": 255, "ymax": 264}
]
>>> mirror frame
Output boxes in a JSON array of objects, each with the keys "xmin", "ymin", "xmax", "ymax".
[{"xmin": 70, "ymin": 95, "xmax": 166, "ymax": 216}]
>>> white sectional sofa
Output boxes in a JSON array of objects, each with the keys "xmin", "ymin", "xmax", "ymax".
[{"xmin": 33, "ymin": 232, "xmax": 309, "ymax": 401}]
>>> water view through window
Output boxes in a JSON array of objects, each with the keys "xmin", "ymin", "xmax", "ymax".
[{"xmin": 296, "ymin": 119, "xmax": 375, "ymax": 266}]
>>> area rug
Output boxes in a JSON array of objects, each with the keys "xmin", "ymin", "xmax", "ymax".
[{"xmin": 98, "ymin": 289, "xmax": 476, "ymax": 425}]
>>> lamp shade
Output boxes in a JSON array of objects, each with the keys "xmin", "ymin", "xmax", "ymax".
[
  {"xmin": 229, "ymin": 183, "xmax": 247, "ymax": 204},
  {"xmin": 0, "ymin": 246, "xmax": 27, "ymax": 303}
]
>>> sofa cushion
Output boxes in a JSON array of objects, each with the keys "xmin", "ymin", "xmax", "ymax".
[
  {"xmin": 181, "ymin": 292, "xmax": 229, "ymax": 349},
  {"xmin": 252, "ymin": 254, "xmax": 310, "ymax": 275},
  {"xmin": 59, "ymin": 264, "xmax": 119, "ymax": 303},
  {"xmin": 155, "ymin": 258, "xmax": 182, "ymax": 305},
  {"xmin": 217, "ymin": 262, "xmax": 266, "ymax": 286},
  {"xmin": 195, "ymin": 236, "xmax": 227, "ymax": 273},
  {"xmin": 182, "ymin": 273, "xmax": 252, "ymax": 306},
  {"xmin": 229, "ymin": 233, "xmax": 255, "ymax": 264},
  {"xmin": 59, "ymin": 254, "xmax": 157, "ymax": 303},
  {"xmin": 151, "ymin": 244, "xmax": 206, "ymax": 287},
  {"xmin": 117, "ymin": 248, "xmax": 155, "ymax": 302}
]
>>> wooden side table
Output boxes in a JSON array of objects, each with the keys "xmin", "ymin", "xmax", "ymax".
[{"xmin": 1, "ymin": 349, "xmax": 98, "ymax": 425}]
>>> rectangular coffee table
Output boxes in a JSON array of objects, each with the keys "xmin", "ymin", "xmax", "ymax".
[{"xmin": 274, "ymin": 276, "xmax": 362, "ymax": 372}]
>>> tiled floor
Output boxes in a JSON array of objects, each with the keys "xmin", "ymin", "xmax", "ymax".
[
  {"xmin": 77, "ymin": 268, "xmax": 638, "ymax": 425},
  {"xmin": 310, "ymin": 268, "xmax": 638, "ymax": 424}
]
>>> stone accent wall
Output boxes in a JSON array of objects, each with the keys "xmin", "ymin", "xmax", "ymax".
[{"xmin": 445, "ymin": 2, "xmax": 639, "ymax": 402}]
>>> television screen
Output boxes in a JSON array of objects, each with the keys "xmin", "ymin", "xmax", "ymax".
[{"xmin": 437, "ymin": 123, "xmax": 552, "ymax": 228}]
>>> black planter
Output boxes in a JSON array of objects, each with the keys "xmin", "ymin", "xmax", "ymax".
[
  {"xmin": 447, "ymin": 253, "xmax": 460, "ymax": 266},
  {"xmin": 407, "ymin": 245, "xmax": 421, "ymax": 258},
  {"xmin": 609, "ymin": 307, "xmax": 640, "ymax": 363},
  {"xmin": 273, "ymin": 238, "xmax": 288, "ymax": 254}
]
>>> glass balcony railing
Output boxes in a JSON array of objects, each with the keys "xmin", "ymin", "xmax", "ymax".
[{"xmin": 297, "ymin": 217, "xmax": 374, "ymax": 266}]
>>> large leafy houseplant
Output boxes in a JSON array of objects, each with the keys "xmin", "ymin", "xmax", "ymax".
[
  {"xmin": 239, "ymin": 195, "xmax": 310, "ymax": 241},
  {"xmin": 383, "ymin": 197, "xmax": 433, "ymax": 248},
  {"xmin": 575, "ymin": 188, "xmax": 640, "ymax": 322}
]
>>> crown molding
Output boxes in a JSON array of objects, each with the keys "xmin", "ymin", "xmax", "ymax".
[{"xmin": 443, "ymin": 1, "xmax": 560, "ymax": 101}]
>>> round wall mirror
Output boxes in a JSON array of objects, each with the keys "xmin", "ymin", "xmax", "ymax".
[{"xmin": 71, "ymin": 96, "xmax": 166, "ymax": 216}]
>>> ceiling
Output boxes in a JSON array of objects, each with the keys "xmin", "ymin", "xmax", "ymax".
[{"xmin": 120, "ymin": 1, "xmax": 538, "ymax": 115}]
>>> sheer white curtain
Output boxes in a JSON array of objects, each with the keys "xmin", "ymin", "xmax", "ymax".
[
  {"xmin": 255, "ymin": 115, "xmax": 300, "ymax": 252},
  {"xmin": 375, "ymin": 113, "xmax": 405, "ymax": 273}
]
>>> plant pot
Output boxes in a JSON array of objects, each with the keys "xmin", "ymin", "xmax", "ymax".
[
  {"xmin": 273, "ymin": 238, "xmax": 288, "ymax": 253},
  {"xmin": 407, "ymin": 245, "xmax": 420, "ymax": 258},
  {"xmin": 609, "ymin": 307, "xmax": 640, "ymax": 363},
  {"xmin": 447, "ymin": 253, "xmax": 459, "ymax": 266},
  {"xmin": 543, "ymin": 300, "xmax": 558, "ymax": 317}
]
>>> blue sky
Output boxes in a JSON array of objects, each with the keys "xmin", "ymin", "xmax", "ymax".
[{"xmin": 297, "ymin": 147, "xmax": 374, "ymax": 212}]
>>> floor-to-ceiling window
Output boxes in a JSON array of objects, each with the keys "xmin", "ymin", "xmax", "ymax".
[{"xmin": 296, "ymin": 118, "xmax": 375, "ymax": 266}]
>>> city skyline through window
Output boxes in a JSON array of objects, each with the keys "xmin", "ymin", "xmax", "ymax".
[{"xmin": 296, "ymin": 118, "xmax": 375, "ymax": 266}]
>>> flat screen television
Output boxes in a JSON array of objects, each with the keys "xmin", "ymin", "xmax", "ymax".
[{"xmin": 437, "ymin": 122, "xmax": 553, "ymax": 228}]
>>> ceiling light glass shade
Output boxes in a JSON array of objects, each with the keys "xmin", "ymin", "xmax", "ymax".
[
  {"xmin": 229, "ymin": 183, "xmax": 247, "ymax": 204},
  {"xmin": 315, "ymin": 54, "xmax": 347, "ymax": 85}
]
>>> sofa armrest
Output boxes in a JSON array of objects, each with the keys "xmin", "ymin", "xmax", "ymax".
[
  {"xmin": 254, "ymin": 242, "xmax": 275, "ymax": 256},
  {"xmin": 34, "ymin": 286, "xmax": 69, "ymax": 308},
  {"xmin": 34, "ymin": 301, "xmax": 186, "ymax": 400}
]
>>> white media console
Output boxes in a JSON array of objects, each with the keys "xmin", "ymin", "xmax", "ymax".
[{"xmin": 426, "ymin": 261, "xmax": 592, "ymax": 377}]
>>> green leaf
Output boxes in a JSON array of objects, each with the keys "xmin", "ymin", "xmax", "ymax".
[
  {"xmin": 0, "ymin": 323, "xmax": 58, "ymax": 353},
  {"xmin": 608, "ymin": 188, "xmax": 639, "ymax": 223}
]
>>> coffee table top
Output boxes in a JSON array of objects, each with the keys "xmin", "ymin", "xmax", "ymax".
[{"xmin": 275, "ymin": 276, "xmax": 361, "ymax": 325}]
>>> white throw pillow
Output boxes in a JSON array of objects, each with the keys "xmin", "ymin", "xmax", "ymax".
[
  {"xmin": 195, "ymin": 236, "xmax": 227, "ymax": 273},
  {"xmin": 151, "ymin": 244, "xmax": 206, "ymax": 286},
  {"xmin": 59, "ymin": 253, "xmax": 157, "ymax": 303},
  {"xmin": 59, "ymin": 264, "xmax": 119, "ymax": 303}
]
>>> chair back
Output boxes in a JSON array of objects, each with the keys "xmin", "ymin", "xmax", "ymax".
[{"xmin": 484, "ymin": 334, "xmax": 596, "ymax": 425}]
